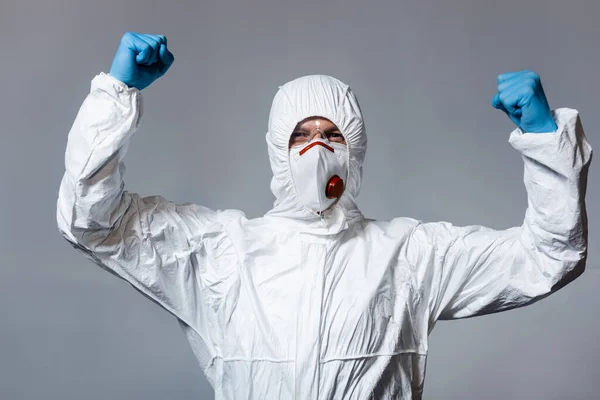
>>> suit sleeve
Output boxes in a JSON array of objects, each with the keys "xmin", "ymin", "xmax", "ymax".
[
  {"xmin": 409, "ymin": 108, "xmax": 592, "ymax": 323},
  {"xmin": 56, "ymin": 73, "xmax": 229, "ymax": 343}
]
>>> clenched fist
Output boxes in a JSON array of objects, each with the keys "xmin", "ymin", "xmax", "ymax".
[
  {"xmin": 109, "ymin": 32, "xmax": 175, "ymax": 91},
  {"xmin": 491, "ymin": 70, "xmax": 558, "ymax": 134}
]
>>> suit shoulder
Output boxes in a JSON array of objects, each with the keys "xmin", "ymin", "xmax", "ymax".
[{"xmin": 362, "ymin": 216, "xmax": 421, "ymax": 237}]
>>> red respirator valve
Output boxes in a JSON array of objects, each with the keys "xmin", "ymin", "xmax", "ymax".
[{"xmin": 326, "ymin": 175, "xmax": 344, "ymax": 199}]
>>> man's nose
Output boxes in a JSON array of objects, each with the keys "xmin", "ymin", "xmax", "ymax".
[{"xmin": 310, "ymin": 128, "xmax": 325, "ymax": 141}]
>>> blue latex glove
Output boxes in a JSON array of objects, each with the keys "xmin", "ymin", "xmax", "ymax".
[
  {"xmin": 491, "ymin": 70, "xmax": 558, "ymax": 133},
  {"xmin": 109, "ymin": 32, "xmax": 175, "ymax": 91}
]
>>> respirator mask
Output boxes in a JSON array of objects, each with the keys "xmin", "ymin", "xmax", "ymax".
[{"xmin": 289, "ymin": 127, "xmax": 348, "ymax": 213}]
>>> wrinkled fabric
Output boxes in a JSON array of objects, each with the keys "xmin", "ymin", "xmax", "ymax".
[{"xmin": 57, "ymin": 72, "xmax": 592, "ymax": 399}]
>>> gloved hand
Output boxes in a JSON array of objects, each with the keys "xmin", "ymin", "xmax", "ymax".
[
  {"xmin": 109, "ymin": 32, "xmax": 174, "ymax": 91},
  {"xmin": 491, "ymin": 70, "xmax": 558, "ymax": 133}
]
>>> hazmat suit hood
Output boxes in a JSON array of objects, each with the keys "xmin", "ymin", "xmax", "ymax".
[{"xmin": 264, "ymin": 75, "xmax": 367, "ymax": 234}]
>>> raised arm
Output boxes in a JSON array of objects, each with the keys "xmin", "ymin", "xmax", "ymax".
[
  {"xmin": 410, "ymin": 71, "xmax": 593, "ymax": 324},
  {"xmin": 56, "ymin": 33, "xmax": 231, "ymax": 337}
]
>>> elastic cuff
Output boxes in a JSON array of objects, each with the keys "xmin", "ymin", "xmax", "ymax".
[
  {"xmin": 508, "ymin": 108, "xmax": 578, "ymax": 152},
  {"xmin": 91, "ymin": 72, "xmax": 141, "ymax": 96}
]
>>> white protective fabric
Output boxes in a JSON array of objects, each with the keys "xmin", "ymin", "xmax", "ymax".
[{"xmin": 57, "ymin": 72, "xmax": 592, "ymax": 399}]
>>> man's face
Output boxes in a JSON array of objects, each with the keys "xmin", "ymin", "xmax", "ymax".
[{"xmin": 288, "ymin": 117, "xmax": 346, "ymax": 149}]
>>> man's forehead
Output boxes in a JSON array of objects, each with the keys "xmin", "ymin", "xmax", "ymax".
[{"xmin": 295, "ymin": 117, "xmax": 338, "ymax": 130}]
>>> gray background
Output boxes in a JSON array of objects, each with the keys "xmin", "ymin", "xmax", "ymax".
[{"xmin": 1, "ymin": 0, "xmax": 598, "ymax": 398}]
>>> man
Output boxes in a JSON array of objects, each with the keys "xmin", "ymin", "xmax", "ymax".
[{"xmin": 56, "ymin": 32, "xmax": 592, "ymax": 399}]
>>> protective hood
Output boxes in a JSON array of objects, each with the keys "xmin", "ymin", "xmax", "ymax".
[{"xmin": 264, "ymin": 75, "xmax": 367, "ymax": 234}]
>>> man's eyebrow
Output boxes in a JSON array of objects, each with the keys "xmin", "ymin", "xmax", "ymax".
[{"xmin": 293, "ymin": 127, "xmax": 342, "ymax": 133}]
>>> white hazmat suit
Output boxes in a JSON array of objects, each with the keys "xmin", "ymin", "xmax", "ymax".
[{"xmin": 57, "ymin": 72, "xmax": 592, "ymax": 399}]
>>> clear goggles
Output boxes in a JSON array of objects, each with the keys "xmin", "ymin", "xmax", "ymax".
[{"xmin": 289, "ymin": 128, "xmax": 346, "ymax": 148}]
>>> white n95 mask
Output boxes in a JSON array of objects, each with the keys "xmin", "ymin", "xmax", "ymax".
[{"xmin": 289, "ymin": 139, "xmax": 348, "ymax": 212}]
